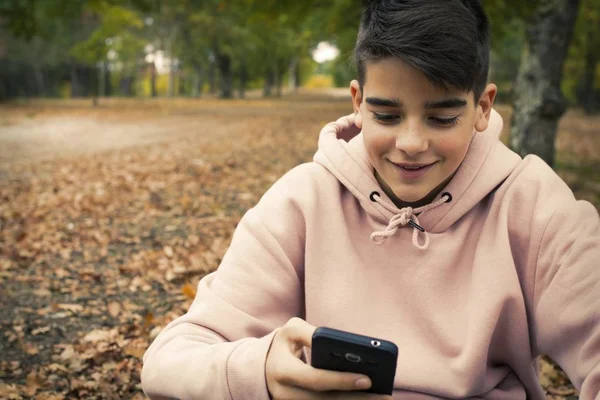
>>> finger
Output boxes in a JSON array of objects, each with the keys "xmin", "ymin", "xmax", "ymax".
[
  {"xmin": 281, "ymin": 354, "xmax": 372, "ymax": 392},
  {"xmin": 284, "ymin": 317, "xmax": 317, "ymax": 349},
  {"xmin": 331, "ymin": 113, "xmax": 361, "ymax": 141},
  {"xmin": 334, "ymin": 113, "xmax": 356, "ymax": 130}
]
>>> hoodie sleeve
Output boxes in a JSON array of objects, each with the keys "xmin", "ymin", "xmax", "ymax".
[
  {"xmin": 530, "ymin": 162, "xmax": 600, "ymax": 399},
  {"xmin": 141, "ymin": 165, "xmax": 311, "ymax": 400}
]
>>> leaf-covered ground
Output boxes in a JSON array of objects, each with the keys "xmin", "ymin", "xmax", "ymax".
[{"xmin": 0, "ymin": 92, "xmax": 598, "ymax": 399}]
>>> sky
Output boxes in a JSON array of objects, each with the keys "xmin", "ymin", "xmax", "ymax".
[{"xmin": 312, "ymin": 42, "xmax": 340, "ymax": 63}]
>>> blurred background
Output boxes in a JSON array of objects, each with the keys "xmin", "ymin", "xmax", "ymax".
[
  {"xmin": 0, "ymin": 1, "xmax": 598, "ymax": 399},
  {"xmin": 0, "ymin": 0, "xmax": 596, "ymax": 106}
]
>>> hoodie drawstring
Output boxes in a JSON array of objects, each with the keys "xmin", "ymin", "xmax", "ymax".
[{"xmin": 369, "ymin": 192, "xmax": 452, "ymax": 250}]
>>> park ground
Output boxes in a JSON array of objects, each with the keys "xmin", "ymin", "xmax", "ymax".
[{"xmin": 0, "ymin": 90, "xmax": 598, "ymax": 399}]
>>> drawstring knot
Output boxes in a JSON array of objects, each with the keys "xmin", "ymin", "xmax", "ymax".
[{"xmin": 369, "ymin": 192, "xmax": 451, "ymax": 250}]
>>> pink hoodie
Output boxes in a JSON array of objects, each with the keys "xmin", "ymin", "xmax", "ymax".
[{"xmin": 141, "ymin": 109, "xmax": 600, "ymax": 399}]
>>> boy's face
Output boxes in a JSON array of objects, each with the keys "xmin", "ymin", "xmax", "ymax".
[{"xmin": 350, "ymin": 57, "xmax": 496, "ymax": 208}]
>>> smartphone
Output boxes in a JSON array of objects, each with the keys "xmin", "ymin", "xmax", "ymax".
[{"xmin": 311, "ymin": 326, "xmax": 398, "ymax": 395}]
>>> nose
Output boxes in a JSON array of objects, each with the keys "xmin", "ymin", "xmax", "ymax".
[{"xmin": 394, "ymin": 123, "xmax": 429, "ymax": 156}]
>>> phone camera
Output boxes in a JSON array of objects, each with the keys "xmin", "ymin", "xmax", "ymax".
[
  {"xmin": 344, "ymin": 353, "xmax": 362, "ymax": 363},
  {"xmin": 371, "ymin": 340, "xmax": 381, "ymax": 347}
]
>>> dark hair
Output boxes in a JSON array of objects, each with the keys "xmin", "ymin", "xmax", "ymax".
[{"xmin": 354, "ymin": 0, "xmax": 490, "ymax": 102}]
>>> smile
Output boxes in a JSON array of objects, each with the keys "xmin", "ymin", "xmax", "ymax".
[{"xmin": 390, "ymin": 161, "xmax": 437, "ymax": 180}]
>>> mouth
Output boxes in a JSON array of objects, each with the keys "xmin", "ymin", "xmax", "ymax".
[
  {"xmin": 391, "ymin": 161, "xmax": 437, "ymax": 169},
  {"xmin": 390, "ymin": 161, "xmax": 437, "ymax": 179}
]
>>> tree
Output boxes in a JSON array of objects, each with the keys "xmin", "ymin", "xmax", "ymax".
[
  {"xmin": 71, "ymin": 3, "xmax": 145, "ymax": 99},
  {"xmin": 570, "ymin": 0, "xmax": 600, "ymax": 114},
  {"xmin": 510, "ymin": 0, "xmax": 582, "ymax": 167}
]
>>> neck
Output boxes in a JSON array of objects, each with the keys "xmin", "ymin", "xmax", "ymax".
[{"xmin": 374, "ymin": 169, "xmax": 455, "ymax": 209}]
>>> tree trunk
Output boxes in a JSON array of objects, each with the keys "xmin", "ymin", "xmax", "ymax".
[
  {"xmin": 104, "ymin": 62, "xmax": 112, "ymax": 97},
  {"xmin": 120, "ymin": 76, "xmax": 134, "ymax": 96},
  {"xmin": 275, "ymin": 60, "xmax": 284, "ymax": 97},
  {"xmin": 288, "ymin": 57, "xmax": 298, "ymax": 94},
  {"xmin": 209, "ymin": 60, "xmax": 216, "ymax": 95},
  {"xmin": 33, "ymin": 64, "xmax": 45, "ymax": 96},
  {"xmin": 167, "ymin": 53, "xmax": 176, "ymax": 97},
  {"xmin": 178, "ymin": 73, "xmax": 186, "ymax": 96},
  {"xmin": 98, "ymin": 61, "xmax": 105, "ymax": 98},
  {"xmin": 71, "ymin": 64, "xmax": 82, "ymax": 98},
  {"xmin": 79, "ymin": 65, "xmax": 93, "ymax": 97},
  {"xmin": 510, "ymin": 0, "xmax": 581, "ymax": 168},
  {"xmin": 168, "ymin": 67, "xmax": 176, "ymax": 97},
  {"xmin": 191, "ymin": 65, "xmax": 203, "ymax": 98},
  {"xmin": 263, "ymin": 67, "xmax": 274, "ymax": 97},
  {"xmin": 192, "ymin": 72, "xmax": 202, "ymax": 97},
  {"xmin": 238, "ymin": 61, "xmax": 247, "ymax": 99},
  {"xmin": 295, "ymin": 60, "xmax": 301, "ymax": 88},
  {"xmin": 150, "ymin": 61, "xmax": 158, "ymax": 98},
  {"xmin": 581, "ymin": 36, "xmax": 598, "ymax": 115},
  {"xmin": 217, "ymin": 52, "xmax": 233, "ymax": 99}
]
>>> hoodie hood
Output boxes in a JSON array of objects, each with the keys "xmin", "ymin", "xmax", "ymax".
[{"xmin": 313, "ymin": 109, "xmax": 521, "ymax": 247}]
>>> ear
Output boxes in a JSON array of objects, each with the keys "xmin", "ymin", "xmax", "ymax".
[
  {"xmin": 350, "ymin": 80, "xmax": 364, "ymax": 129},
  {"xmin": 474, "ymin": 83, "xmax": 498, "ymax": 132}
]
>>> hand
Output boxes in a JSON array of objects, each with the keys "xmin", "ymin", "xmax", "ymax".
[
  {"xmin": 322, "ymin": 113, "xmax": 362, "ymax": 142},
  {"xmin": 265, "ymin": 317, "xmax": 393, "ymax": 400}
]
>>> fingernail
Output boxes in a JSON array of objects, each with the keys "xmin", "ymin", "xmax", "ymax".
[{"xmin": 355, "ymin": 377, "xmax": 371, "ymax": 389}]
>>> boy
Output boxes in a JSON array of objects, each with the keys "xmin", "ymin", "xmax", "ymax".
[{"xmin": 141, "ymin": 1, "xmax": 600, "ymax": 399}]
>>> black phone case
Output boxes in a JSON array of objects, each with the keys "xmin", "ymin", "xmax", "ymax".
[{"xmin": 311, "ymin": 327, "xmax": 398, "ymax": 395}]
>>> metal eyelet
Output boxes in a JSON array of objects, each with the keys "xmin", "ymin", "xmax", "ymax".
[{"xmin": 369, "ymin": 191, "xmax": 380, "ymax": 202}]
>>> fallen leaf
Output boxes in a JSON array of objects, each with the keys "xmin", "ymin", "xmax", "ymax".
[
  {"xmin": 143, "ymin": 312, "xmax": 154, "ymax": 328},
  {"xmin": 31, "ymin": 326, "xmax": 51, "ymax": 335},
  {"xmin": 32, "ymin": 288, "xmax": 52, "ymax": 297},
  {"xmin": 57, "ymin": 303, "xmax": 83, "ymax": 313},
  {"xmin": 59, "ymin": 346, "xmax": 75, "ymax": 361},
  {"xmin": 181, "ymin": 283, "xmax": 196, "ymax": 299},
  {"xmin": 107, "ymin": 301, "xmax": 121, "ymax": 317},
  {"xmin": 82, "ymin": 328, "xmax": 115, "ymax": 343},
  {"xmin": 124, "ymin": 344, "xmax": 146, "ymax": 359},
  {"xmin": 22, "ymin": 341, "xmax": 39, "ymax": 355},
  {"xmin": 0, "ymin": 383, "xmax": 21, "ymax": 397},
  {"xmin": 46, "ymin": 363, "xmax": 69, "ymax": 373},
  {"xmin": 36, "ymin": 393, "xmax": 65, "ymax": 400},
  {"xmin": 24, "ymin": 371, "xmax": 40, "ymax": 396}
]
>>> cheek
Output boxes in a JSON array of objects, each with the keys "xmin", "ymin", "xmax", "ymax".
[
  {"xmin": 363, "ymin": 124, "xmax": 391, "ymax": 157},
  {"xmin": 435, "ymin": 132, "xmax": 472, "ymax": 163}
]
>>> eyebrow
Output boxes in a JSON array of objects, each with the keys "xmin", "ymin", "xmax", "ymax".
[
  {"xmin": 365, "ymin": 97, "xmax": 401, "ymax": 108},
  {"xmin": 424, "ymin": 98, "xmax": 468, "ymax": 109},
  {"xmin": 365, "ymin": 97, "xmax": 467, "ymax": 109}
]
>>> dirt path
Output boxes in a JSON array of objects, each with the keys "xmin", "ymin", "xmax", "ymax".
[{"xmin": 0, "ymin": 90, "xmax": 351, "ymax": 168}]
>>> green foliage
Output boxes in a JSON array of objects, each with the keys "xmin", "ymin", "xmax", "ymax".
[
  {"xmin": 561, "ymin": 0, "xmax": 600, "ymax": 105},
  {"xmin": 482, "ymin": 0, "xmax": 540, "ymax": 51},
  {"xmin": 0, "ymin": 0, "xmax": 595, "ymax": 102},
  {"xmin": 70, "ymin": 4, "xmax": 144, "ymax": 63}
]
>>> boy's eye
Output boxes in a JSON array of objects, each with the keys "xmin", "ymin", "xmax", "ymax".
[
  {"xmin": 429, "ymin": 116, "xmax": 459, "ymax": 127},
  {"xmin": 373, "ymin": 112, "xmax": 400, "ymax": 123}
]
